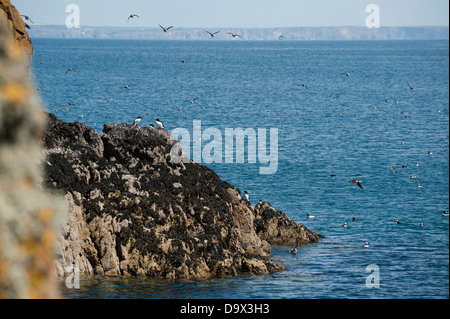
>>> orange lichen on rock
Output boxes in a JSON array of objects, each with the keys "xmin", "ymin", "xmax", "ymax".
[{"xmin": 0, "ymin": 0, "xmax": 33, "ymax": 60}]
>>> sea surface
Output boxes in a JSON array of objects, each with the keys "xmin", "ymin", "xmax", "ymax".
[{"xmin": 31, "ymin": 39, "xmax": 449, "ymax": 299}]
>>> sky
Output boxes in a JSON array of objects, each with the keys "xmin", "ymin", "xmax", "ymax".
[{"xmin": 12, "ymin": 0, "xmax": 450, "ymax": 28}]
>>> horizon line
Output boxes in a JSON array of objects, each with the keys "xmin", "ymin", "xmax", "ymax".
[{"xmin": 29, "ymin": 24, "xmax": 450, "ymax": 29}]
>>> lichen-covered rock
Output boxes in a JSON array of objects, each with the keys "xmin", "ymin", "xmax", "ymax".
[
  {"xmin": 0, "ymin": 0, "xmax": 33, "ymax": 62},
  {"xmin": 43, "ymin": 114, "xmax": 322, "ymax": 279},
  {"xmin": 0, "ymin": 12, "xmax": 66, "ymax": 299}
]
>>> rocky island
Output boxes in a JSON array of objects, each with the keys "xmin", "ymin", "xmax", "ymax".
[
  {"xmin": 43, "ymin": 114, "xmax": 323, "ymax": 279},
  {"xmin": 1, "ymin": 0, "xmax": 322, "ymax": 288}
]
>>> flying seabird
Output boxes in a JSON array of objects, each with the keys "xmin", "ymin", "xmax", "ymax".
[
  {"xmin": 341, "ymin": 72, "xmax": 350, "ymax": 76},
  {"xmin": 348, "ymin": 179, "xmax": 363, "ymax": 189},
  {"xmin": 65, "ymin": 68, "xmax": 75, "ymax": 75},
  {"xmin": 408, "ymin": 83, "xmax": 414, "ymax": 90},
  {"xmin": 290, "ymin": 240, "xmax": 299, "ymax": 255},
  {"xmin": 155, "ymin": 119, "xmax": 165, "ymax": 129},
  {"xmin": 298, "ymin": 83, "xmax": 309, "ymax": 90},
  {"xmin": 132, "ymin": 116, "xmax": 142, "ymax": 126},
  {"xmin": 395, "ymin": 220, "xmax": 403, "ymax": 224},
  {"xmin": 185, "ymin": 97, "xmax": 199, "ymax": 104},
  {"xmin": 228, "ymin": 32, "xmax": 241, "ymax": 38},
  {"xmin": 158, "ymin": 24, "xmax": 173, "ymax": 32},
  {"xmin": 442, "ymin": 211, "xmax": 449, "ymax": 216},
  {"xmin": 128, "ymin": 14, "xmax": 140, "ymax": 22},
  {"xmin": 20, "ymin": 15, "xmax": 34, "ymax": 23},
  {"xmin": 205, "ymin": 30, "xmax": 220, "ymax": 37},
  {"xmin": 329, "ymin": 173, "xmax": 336, "ymax": 177}
]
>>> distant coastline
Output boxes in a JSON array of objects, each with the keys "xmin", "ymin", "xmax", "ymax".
[{"xmin": 27, "ymin": 25, "xmax": 449, "ymax": 41}]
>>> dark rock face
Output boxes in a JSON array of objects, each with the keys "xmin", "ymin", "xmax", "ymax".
[{"xmin": 43, "ymin": 113, "xmax": 322, "ymax": 279}]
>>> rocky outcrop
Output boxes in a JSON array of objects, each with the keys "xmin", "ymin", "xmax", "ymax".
[
  {"xmin": 43, "ymin": 114, "xmax": 322, "ymax": 279},
  {"xmin": 254, "ymin": 202, "xmax": 323, "ymax": 245},
  {"xmin": 0, "ymin": 0, "xmax": 33, "ymax": 61}
]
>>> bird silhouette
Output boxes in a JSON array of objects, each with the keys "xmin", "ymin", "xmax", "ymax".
[
  {"xmin": 127, "ymin": 14, "xmax": 140, "ymax": 22},
  {"xmin": 20, "ymin": 15, "xmax": 34, "ymax": 23},
  {"xmin": 159, "ymin": 25, "xmax": 173, "ymax": 32},
  {"xmin": 65, "ymin": 68, "xmax": 75, "ymax": 75},
  {"xmin": 205, "ymin": 30, "xmax": 220, "ymax": 37},
  {"xmin": 185, "ymin": 97, "xmax": 199, "ymax": 104},
  {"xmin": 228, "ymin": 32, "xmax": 241, "ymax": 38},
  {"xmin": 348, "ymin": 179, "xmax": 363, "ymax": 189}
]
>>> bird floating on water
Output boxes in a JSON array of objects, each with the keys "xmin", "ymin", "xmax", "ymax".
[
  {"xmin": 408, "ymin": 83, "xmax": 414, "ymax": 90},
  {"xmin": 364, "ymin": 242, "xmax": 369, "ymax": 248},
  {"xmin": 341, "ymin": 72, "xmax": 350, "ymax": 76},
  {"xmin": 442, "ymin": 211, "xmax": 449, "ymax": 216},
  {"xmin": 290, "ymin": 240, "xmax": 299, "ymax": 255},
  {"xmin": 395, "ymin": 220, "xmax": 403, "ymax": 225},
  {"xmin": 121, "ymin": 85, "xmax": 135, "ymax": 89},
  {"xmin": 306, "ymin": 213, "xmax": 315, "ymax": 218},
  {"xmin": 342, "ymin": 223, "xmax": 348, "ymax": 228}
]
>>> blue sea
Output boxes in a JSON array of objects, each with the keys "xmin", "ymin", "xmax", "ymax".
[{"xmin": 31, "ymin": 39, "xmax": 449, "ymax": 299}]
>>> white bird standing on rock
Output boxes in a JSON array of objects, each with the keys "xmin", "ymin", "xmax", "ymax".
[
  {"xmin": 244, "ymin": 191, "xmax": 250, "ymax": 202},
  {"xmin": 133, "ymin": 116, "xmax": 142, "ymax": 126},
  {"xmin": 155, "ymin": 119, "xmax": 165, "ymax": 129}
]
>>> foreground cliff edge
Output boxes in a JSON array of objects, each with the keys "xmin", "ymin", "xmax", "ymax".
[{"xmin": 43, "ymin": 113, "xmax": 323, "ymax": 279}]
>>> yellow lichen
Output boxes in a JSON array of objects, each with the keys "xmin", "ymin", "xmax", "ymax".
[{"xmin": 0, "ymin": 83, "xmax": 29, "ymax": 106}]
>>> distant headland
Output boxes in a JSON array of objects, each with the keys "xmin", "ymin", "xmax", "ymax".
[{"xmin": 27, "ymin": 25, "xmax": 449, "ymax": 41}]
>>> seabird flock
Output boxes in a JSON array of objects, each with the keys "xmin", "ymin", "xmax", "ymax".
[{"xmin": 24, "ymin": 11, "xmax": 447, "ymax": 256}]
